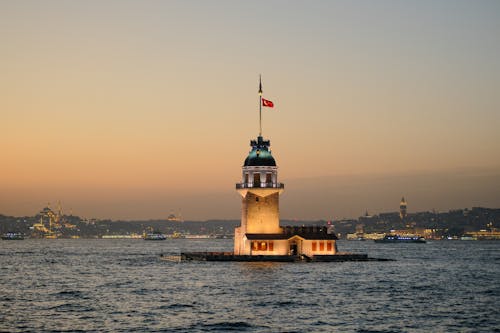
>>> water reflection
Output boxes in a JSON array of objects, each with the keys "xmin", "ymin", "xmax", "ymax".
[{"xmin": 0, "ymin": 239, "xmax": 499, "ymax": 332}]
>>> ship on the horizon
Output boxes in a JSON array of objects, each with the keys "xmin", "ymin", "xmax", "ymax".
[
  {"xmin": 143, "ymin": 231, "xmax": 166, "ymax": 240},
  {"xmin": 374, "ymin": 234, "xmax": 426, "ymax": 243},
  {"xmin": 1, "ymin": 232, "xmax": 25, "ymax": 240}
]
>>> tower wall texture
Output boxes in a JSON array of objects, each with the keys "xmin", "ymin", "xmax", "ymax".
[{"xmin": 244, "ymin": 191, "xmax": 281, "ymax": 234}]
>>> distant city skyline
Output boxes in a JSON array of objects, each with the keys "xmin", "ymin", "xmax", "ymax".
[
  {"xmin": 2, "ymin": 1, "xmax": 499, "ymax": 220},
  {"xmin": 2, "ymin": 166, "xmax": 499, "ymax": 221}
]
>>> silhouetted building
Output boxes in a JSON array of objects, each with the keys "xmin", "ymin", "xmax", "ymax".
[{"xmin": 400, "ymin": 197, "xmax": 407, "ymax": 220}]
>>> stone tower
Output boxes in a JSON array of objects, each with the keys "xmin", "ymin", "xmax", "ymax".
[{"xmin": 233, "ymin": 135, "xmax": 284, "ymax": 255}]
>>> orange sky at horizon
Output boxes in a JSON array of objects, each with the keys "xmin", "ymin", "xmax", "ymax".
[{"xmin": 2, "ymin": 1, "xmax": 500, "ymax": 219}]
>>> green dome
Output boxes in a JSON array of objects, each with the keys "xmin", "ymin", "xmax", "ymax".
[{"xmin": 243, "ymin": 136, "xmax": 276, "ymax": 167}]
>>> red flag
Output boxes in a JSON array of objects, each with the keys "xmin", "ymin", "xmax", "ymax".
[{"xmin": 262, "ymin": 98, "xmax": 274, "ymax": 108}]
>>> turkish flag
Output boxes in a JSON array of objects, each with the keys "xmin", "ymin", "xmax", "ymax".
[{"xmin": 262, "ymin": 98, "xmax": 274, "ymax": 108}]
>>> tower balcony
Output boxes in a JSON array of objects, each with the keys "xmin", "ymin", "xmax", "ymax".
[{"xmin": 236, "ymin": 183, "xmax": 284, "ymax": 190}]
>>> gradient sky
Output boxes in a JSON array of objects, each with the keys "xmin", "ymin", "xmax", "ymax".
[{"xmin": 2, "ymin": 1, "xmax": 500, "ymax": 220}]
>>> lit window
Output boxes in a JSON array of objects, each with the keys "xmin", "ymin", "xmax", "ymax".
[
  {"xmin": 269, "ymin": 241, "xmax": 274, "ymax": 251},
  {"xmin": 252, "ymin": 241, "xmax": 269, "ymax": 251},
  {"xmin": 312, "ymin": 241, "xmax": 317, "ymax": 251},
  {"xmin": 319, "ymin": 241, "xmax": 324, "ymax": 251},
  {"xmin": 327, "ymin": 242, "xmax": 332, "ymax": 251}
]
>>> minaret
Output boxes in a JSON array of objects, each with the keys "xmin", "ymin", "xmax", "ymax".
[{"xmin": 400, "ymin": 197, "xmax": 407, "ymax": 220}]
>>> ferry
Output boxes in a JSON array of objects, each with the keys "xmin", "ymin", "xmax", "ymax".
[
  {"xmin": 143, "ymin": 232, "xmax": 167, "ymax": 241},
  {"xmin": 2, "ymin": 232, "xmax": 25, "ymax": 240},
  {"xmin": 374, "ymin": 235, "xmax": 426, "ymax": 243}
]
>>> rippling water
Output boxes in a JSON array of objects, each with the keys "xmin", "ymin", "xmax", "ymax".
[{"xmin": 1, "ymin": 239, "xmax": 499, "ymax": 332}]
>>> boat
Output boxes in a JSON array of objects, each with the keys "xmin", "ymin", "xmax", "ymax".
[
  {"xmin": 2, "ymin": 232, "xmax": 25, "ymax": 240},
  {"xmin": 374, "ymin": 234, "xmax": 426, "ymax": 243},
  {"xmin": 143, "ymin": 232, "xmax": 166, "ymax": 241}
]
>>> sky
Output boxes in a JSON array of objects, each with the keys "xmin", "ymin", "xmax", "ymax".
[{"xmin": 1, "ymin": 1, "xmax": 500, "ymax": 220}]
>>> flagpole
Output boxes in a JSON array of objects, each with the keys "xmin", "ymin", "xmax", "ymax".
[{"xmin": 259, "ymin": 75, "xmax": 262, "ymax": 137}]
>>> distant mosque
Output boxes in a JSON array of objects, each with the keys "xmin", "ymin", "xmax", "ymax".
[{"xmin": 232, "ymin": 78, "xmax": 338, "ymax": 257}]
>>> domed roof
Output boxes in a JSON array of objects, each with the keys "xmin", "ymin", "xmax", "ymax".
[
  {"xmin": 244, "ymin": 149, "xmax": 276, "ymax": 166},
  {"xmin": 243, "ymin": 136, "xmax": 276, "ymax": 167}
]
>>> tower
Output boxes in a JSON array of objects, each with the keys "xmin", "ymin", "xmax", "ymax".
[
  {"xmin": 400, "ymin": 196, "xmax": 407, "ymax": 220},
  {"xmin": 232, "ymin": 77, "xmax": 337, "ymax": 257},
  {"xmin": 234, "ymin": 135, "xmax": 284, "ymax": 254}
]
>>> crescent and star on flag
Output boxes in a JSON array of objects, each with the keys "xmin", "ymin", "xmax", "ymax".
[{"xmin": 258, "ymin": 74, "xmax": 275, "ymax": 136}]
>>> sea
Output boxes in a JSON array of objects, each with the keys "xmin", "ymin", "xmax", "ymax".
[{"xmin": 1, "ymin": 239, "xmax": 499, "ymax": 333}]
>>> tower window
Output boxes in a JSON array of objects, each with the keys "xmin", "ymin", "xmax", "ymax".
[
  {"xmin": 253, "ymin": 173, "xmax": 260, "ymax": 187},
  {"xmin": 266, "ymin": 173, "xmax": 272, "ymax": 184}
]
